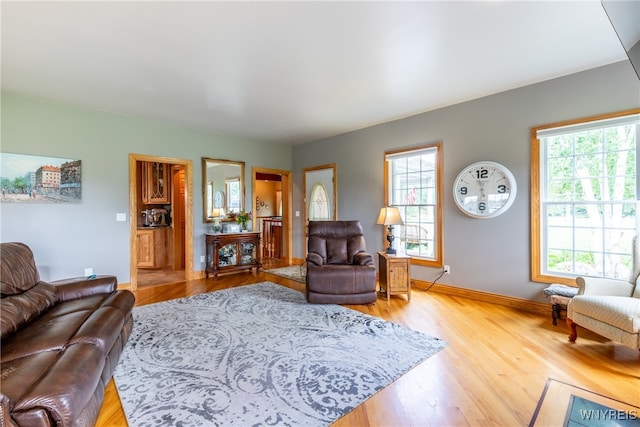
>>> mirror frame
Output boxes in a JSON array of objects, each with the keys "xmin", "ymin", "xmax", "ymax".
[{"xmin": 202, "ymin": 157, "xmax": 245, "ymax": 223}]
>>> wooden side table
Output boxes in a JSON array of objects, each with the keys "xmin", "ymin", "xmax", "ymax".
[{"xmin": 378, "ymin": 251, "xmax": 411, "ymax": 301}]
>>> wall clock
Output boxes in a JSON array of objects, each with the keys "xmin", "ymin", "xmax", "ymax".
[{"xmin": 453, "ymin": 161, "xmax": 517, "ymax": 219}]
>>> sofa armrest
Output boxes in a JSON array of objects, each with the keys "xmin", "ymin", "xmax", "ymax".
[
  {"xmin": 50, "ymin": 275, "xmax": 117, "ymax": 302},
  {"xmin": 575, "ymin": 276, "xmax": 634, "ymax": 297},
  {"xmin": 0, "ymin": 394, "xmax": 18, "ymax": 427},
  {"xmin": 353, "ymin": 252, "xmax": 373, "ymax": 266},
  {"xmin": 306, "ymin": 253, "xmax": 324, "ymax": 266}
]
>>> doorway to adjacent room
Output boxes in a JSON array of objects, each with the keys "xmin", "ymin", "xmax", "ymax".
[
  {"xmin": 252, "ymin": 167, "xmax": 292, "ymax": 265},
  {"xmin": 129, "ymin": 154, "xmax": 194, "ymax": 291}
]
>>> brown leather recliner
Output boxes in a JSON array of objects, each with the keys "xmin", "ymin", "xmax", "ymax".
[
  {"xmin": 306, "ymin": 220, "xmax": 377, "ymax": 304},
  {"xmin": 0, "ymin": 242, "xmax": 135, "ymax": 427}
]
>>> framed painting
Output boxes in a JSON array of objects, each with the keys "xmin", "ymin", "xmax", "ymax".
[{"xmin": 0, "ymin": 152, "xmax": 82, "ymax": 203}]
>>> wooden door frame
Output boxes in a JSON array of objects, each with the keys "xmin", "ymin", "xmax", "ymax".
[
  {"xmin": 129, "ymin": 153, "xmax": 194, "ymax": 291},
  {"xmin": 251, "ymin": 167, "xmax": 292, "ymax": 263},
  {"xmin": 302, "ymin": 163, "xmax": 337, "ymax": 257}
]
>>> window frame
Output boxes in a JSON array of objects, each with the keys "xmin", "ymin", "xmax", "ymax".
[
  {"xmin": 384, "ymin": 142, "xmax": 443, "ymax": 267},
  {"xmin": 531, "ymin": 109, "xmax": 639, "ymax": 285}
]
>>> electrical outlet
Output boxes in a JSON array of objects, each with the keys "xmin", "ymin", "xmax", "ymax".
[
  {"xmin": 444, "ymin": 265, "xmax": 450, "ymax": 274},
  {"xmin": 84, "ymin": 267, "xmax": 93, "ymax": 277},
  {"xmin": 200, "ymin": 256, "xmax": 205, "ymax": 263}
]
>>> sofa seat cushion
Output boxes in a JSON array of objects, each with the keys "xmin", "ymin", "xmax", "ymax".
[
  {"xmin": 307, "ymin": 264, "xmax": 377, "ymax": 295},
  {"xmin": 571, "ymin": 295, "xmax": 640, "ymax": 333},
  {"xmin": 3, "ymin": 344, "xmax": 106, "ymax": 427},
  {"xmin": 1, "ymin": 282, "xmax": 58, "ymax": 338}
]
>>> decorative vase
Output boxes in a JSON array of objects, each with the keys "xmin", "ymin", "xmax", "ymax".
[{"xmin": 241, "ymin": 222, "xmax": 248, "ymax": 231}]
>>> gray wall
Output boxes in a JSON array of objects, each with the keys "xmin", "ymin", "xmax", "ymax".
[
  {"xmin": 1, "ymin": 92, "xmax": 292, "ymax": 282},
  {"xmin": 292, "ymin": 61, "xmax": 640, "ymax": 302},
  {"xmin": 2, "ymin": 61, "xmax": 638, "ymax": 302}
]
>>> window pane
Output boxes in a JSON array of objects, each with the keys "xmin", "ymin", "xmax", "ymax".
[
  {"xmin": 537, "ymin": 113, "xmax": 638, "ymax": 280},
  {"xmin": 386, "ymin": 145, "xmax": 441, "ymax": 263}
]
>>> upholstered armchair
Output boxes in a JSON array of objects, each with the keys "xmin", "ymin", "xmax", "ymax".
[
  {"xmin": 306, "ymin": 220, "xmax": 377, "ymax": 304},
  {"xmin": 567, "ymin": 235, "xmax": 640, "ymax": 350}
]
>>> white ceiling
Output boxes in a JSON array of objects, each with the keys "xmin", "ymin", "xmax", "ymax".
[{"xmin": 1, "ymin": 1, "xmax": 628, "ymax": 145}]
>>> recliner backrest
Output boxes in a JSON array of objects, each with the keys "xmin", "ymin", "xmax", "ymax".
[{"xmin": 307, "ymin": 221, "xmax": 367, "ymax": 265}]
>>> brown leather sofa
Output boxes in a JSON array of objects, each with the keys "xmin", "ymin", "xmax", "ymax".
[
  {"xmin": 306, "ymin": 220, "xmax": 377, "ymax": 304},
  {"xmin": 0, "ymin": 242, "xmax": 135, "ymax": 427}
]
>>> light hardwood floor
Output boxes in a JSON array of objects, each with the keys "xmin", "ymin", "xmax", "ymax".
[{"xmin": 97, "ymin": 262, "xmax": 640, "ymax": 426}]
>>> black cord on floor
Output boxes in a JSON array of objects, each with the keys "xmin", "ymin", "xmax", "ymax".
[{"xmin": 414, "ymin": 269, "xmax": 446, "ymax": 292}]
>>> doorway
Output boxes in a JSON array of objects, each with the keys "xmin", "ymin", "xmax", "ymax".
[
  {"xmin": 252, "ymin": 167, "xmax": 292, "ymax": 265},
  {"xmin": 129, "ymin": 154, "xmax": 194, "ymax": 291},
  {"xmin": 302, "ymin": 164, "xmax": 337, "ymax": 256}
]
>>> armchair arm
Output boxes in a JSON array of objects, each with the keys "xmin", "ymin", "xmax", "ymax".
[
  {"xmin": 306, "ymin": 253, "xmax": 324, "ymax": 266},
  {"xmin": 50, "ymin": 275, "xmax": 117, "ymax": 302},
  {"xmin": 353, "ymin": 252, "xmax": 374, "ymax": 266},
  {"xmin": 575, "ymin": 276, "xmax": 634, "ymax": 297}
]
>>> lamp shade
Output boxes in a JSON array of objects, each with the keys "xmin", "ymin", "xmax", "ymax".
[
  {"xmin": 377, "ymin": 207, "xmax": 404, "ymax": 226},
  {"xmin": 210, "ymin": 207, "xmax": 225, "ymax": 218}
]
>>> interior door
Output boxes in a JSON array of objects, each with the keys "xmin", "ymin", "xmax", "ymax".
[{"xmin": 303, "ymin": 164, "xmax": 337, "ymax": 254}]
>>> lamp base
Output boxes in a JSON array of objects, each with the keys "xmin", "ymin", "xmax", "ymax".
[{"xmin": 385, "ymin": 248, "xmax": 397, "ymax": 255}]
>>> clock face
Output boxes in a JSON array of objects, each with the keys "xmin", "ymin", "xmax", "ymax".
[{"xmin": 453, "ymin": 161, "xmax": 517, "ymax": 218}]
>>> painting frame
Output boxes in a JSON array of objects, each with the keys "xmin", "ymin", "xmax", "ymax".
[{"xmin": 0, "ymin": 152, "xmax": 82, "ymax": 204}]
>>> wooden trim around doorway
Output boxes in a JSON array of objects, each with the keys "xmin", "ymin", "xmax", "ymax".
[
  {"xmin": 252, "ymin": 167, "xmax": 293, "ymax": 264},
  {"xmin": 129, "ymin": 154, "xmax": 194, "ymax": 291}
]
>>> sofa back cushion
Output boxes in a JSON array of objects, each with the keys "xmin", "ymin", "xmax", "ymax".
[
  {"xmin": 1, "ymin": 282, "xmax": 58, "ymax": 339},
  {"xmin": 0, "ymin": 243, "xmax": 57, "ymax": 338},
  {"xmin": 1, "ymin": 242, "xmax": 41, "ymax": 296}
]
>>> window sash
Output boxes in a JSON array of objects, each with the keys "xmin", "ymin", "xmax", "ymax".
[
  {"xmin": 385, "ymin": 143, "xmax": 442, "ymax": 266},
  {"xmin": 532, "ymin": 110, "xmax": 639, "ymax": 284}
]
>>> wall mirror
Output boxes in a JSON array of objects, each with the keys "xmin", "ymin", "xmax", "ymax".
[
  {"xmin": 303, "ymin": 164, "xmax": 337, "ymax": 225},
  {"xmin": 202, "ymin": 158, "xmax": 245, "ymax": 223}
]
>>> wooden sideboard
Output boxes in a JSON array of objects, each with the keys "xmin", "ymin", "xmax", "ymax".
[{"xmin": 205, "ymin": 232, "xmax": 262, "ymax": 279}]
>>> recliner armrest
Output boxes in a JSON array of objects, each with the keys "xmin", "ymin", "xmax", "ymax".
[
  {"xmin": 353, "ymin": 252, "xmax": 373, "ymax": 266},
  {"xmin": 50, "ymin": 275, "xmax": 118, "ymax": 302},
  {"xmin": 575, "ymin": 276, "xmax": 634, "ymax": 297},
  {"xmin": 306, "ymin": 253, "xmax": 324, "ymax": 266}
]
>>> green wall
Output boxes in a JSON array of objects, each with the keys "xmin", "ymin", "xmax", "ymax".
[{"xmin": 1, "ymin": 92, "xmax": 292, "ymax": 282}]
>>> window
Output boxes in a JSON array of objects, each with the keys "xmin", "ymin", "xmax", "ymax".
[
  {"xmin": 384, "ymin": 143, "xmax": 443, "ymax": 266},
  {"xmin": 308, "ymin": 183, "xmax": 330, "ymax": 220},
  {"xmin": 531, "ymin": 110, "xmax": 639, "ymax": 284},
  {"xmin": 225, "ymin": 178, "xmax": 241, "ymax": 213}
]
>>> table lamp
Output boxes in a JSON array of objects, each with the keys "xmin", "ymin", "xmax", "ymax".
[
  {"xmin": 211, "ymin": 208, "xmax": 225, "ymax": 232},
  {"xmin": 377, "ymin": 207, "xmax": 404, "ymax": 254}
]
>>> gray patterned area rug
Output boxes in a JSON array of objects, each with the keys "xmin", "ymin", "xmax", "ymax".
[{"xmin": 113, "ymin": 282, "xmax": 447, "ymax": 426}]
